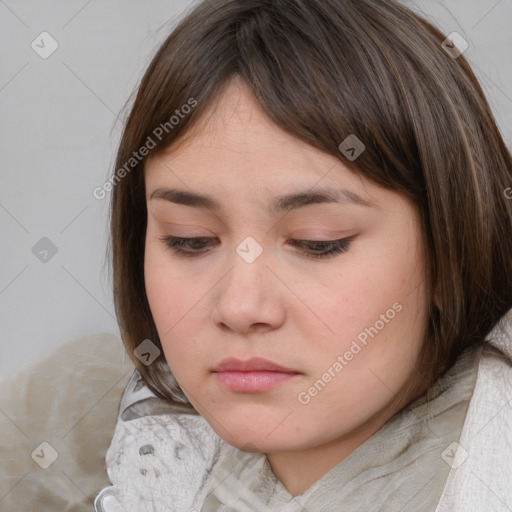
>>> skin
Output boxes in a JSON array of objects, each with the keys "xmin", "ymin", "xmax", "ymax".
[{"xmin": 144, "ymin": 78, "xmax": 429, "ymax": 496}]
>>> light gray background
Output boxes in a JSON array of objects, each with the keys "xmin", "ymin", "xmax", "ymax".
[{"xmin": 1, "ymin": 0, "xmax": 511, "ymax": 378}]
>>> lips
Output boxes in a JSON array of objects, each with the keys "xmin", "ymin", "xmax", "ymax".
[
  {"xmin": 212, "ymin": 357, "xmax": 300, "ymax": 374},
  {"xmin": 212, "ymin": 357, "xmax": 301, "ymax": 392}
]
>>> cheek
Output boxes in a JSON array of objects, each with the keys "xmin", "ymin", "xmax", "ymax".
[
  {"xmin": 307, "ymin": 251, "xmax": 423, "ymax": 351},
  {"xmin": 144, "ymin": 243, "xmax": 180, "ymax": 353},
  {"xmin": 144, "ymin": 234, "xmax": 195, "ymax": 324},
  {"xmin": 144, "ymin": 244, "xmax": 170, "ymax": 325},
  {"xmin": 144, "ymin": 242, "xmax": 209, "ymax": 381},
  {"xmin": 302, "ymin": 234, "xmax": 427, "ymax": 392}
]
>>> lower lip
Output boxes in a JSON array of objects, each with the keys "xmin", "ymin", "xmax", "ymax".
[{"xmin": 214, "ymin": 371, "xmax": 299, "ymax": 392}]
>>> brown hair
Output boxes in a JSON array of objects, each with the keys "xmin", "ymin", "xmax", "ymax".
[{"xmin": 107, "ymin": 0, "xmax": 512, "ymax": 407}]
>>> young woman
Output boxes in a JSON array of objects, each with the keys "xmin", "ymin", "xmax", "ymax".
[{"xmin": 94, "ymin": 0, "xmax": 512, "ymax": 510}]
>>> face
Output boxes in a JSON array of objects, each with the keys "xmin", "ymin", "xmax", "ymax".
[{"xmin": 144, "ymin": 80, "xmax": 428, "ymax": 457}]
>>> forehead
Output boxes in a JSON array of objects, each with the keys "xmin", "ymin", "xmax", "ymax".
[
  {"xmin": 149, "ymin": 80, "xmax": 322, "ymax": 168},
  {"xmin": 145, "ymin": 82, "xmax": 350, "ymax": 172},
  {"xmin": 143, "ymin": 79, "xmax": 395, "ymax": 220}
]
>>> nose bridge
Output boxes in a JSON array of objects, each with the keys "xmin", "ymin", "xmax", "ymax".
[
  {"xmin": 224, "ymin": 235, "xmax": 268, "ymax": 300},
  {"xmin": 212, "ymin": 235, "xmax": 283, "ymax": 331}
]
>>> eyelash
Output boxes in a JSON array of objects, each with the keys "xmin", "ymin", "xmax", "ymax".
[{"xmin": 158, "ymin": 235, "xmax": 356, "ymax": 260}]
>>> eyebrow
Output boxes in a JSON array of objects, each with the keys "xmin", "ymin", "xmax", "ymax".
[{"xmin": 149, "ymin": 186, "xmax": 377, "ymax": 215}]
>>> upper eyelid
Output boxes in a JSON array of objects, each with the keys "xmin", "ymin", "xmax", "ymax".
[
  {"xmin": 163, "ymin": 235, "xmax": 356, "ymax": 247},
  {"xmin": 168, "ymin": 235, "xmax": 348, "ymax": 242}
]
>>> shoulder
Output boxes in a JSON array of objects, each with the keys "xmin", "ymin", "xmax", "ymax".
[
  {"xmin": 464, "ymin": 342, "xmax": 512, "ymax": 441},
  {"xmin": 436, "ymin": 340, "xmax": 512, "ymax": 511},
  {"xmin": 470, "ymin": 308, "xmax": 512, "ymax": 416}
]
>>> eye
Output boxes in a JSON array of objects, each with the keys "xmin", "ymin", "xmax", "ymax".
[
  {"xmin": 159, "ymin": 236, "xmax": 215, "ymax": 256},
  {"xmin": 288, "ymin": 236, "xmax": 356, "ymax": 259},
  {"xmin": 158, "ymin": 235, "xmax": 356, "ymax": 259}
]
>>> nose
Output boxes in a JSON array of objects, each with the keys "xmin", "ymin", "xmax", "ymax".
[{"xmin": 210, "ymin": 245, "xmax": 286, "ymax": 334}]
